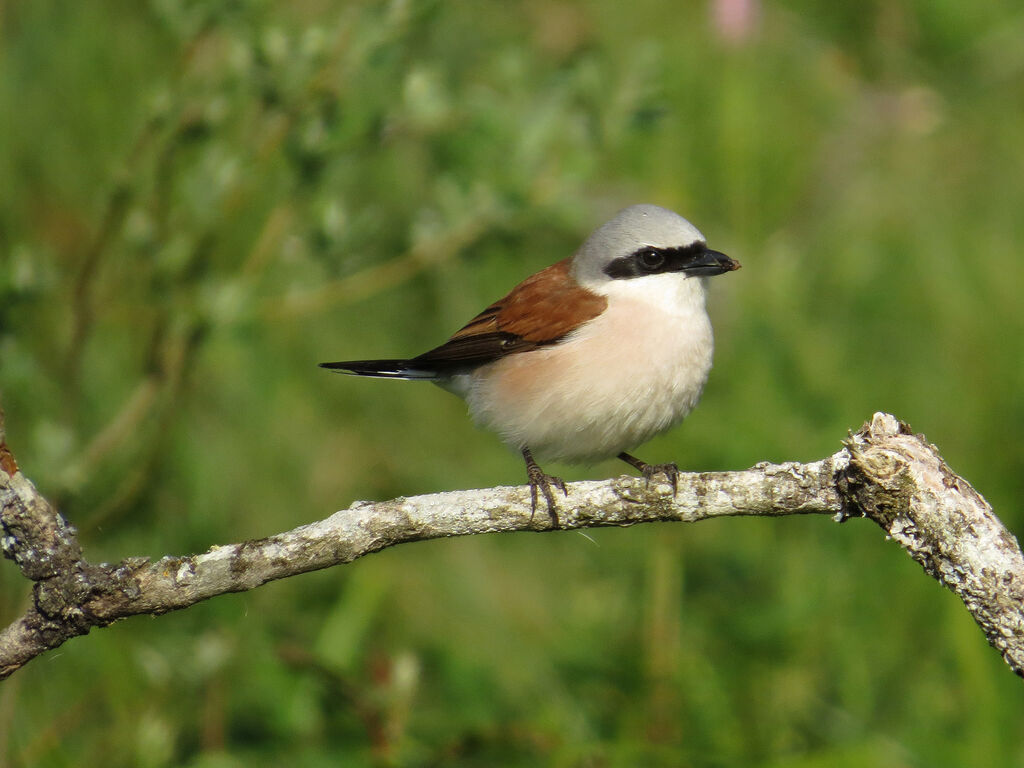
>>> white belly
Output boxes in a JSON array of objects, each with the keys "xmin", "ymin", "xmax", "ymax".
[{"xmin": 461, "ymin": 292, "xmax": 714, "ymax": 463}]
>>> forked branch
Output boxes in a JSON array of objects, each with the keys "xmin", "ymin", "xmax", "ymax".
[{"xmin": 1, "ymin": 411, "xmax": 1022, "ymax": 680}]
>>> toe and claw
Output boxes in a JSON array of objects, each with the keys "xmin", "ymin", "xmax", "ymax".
[
  {"xmin": 522, "ymin": 448, "xmax": 566, "ymax": 527},
  {"xmin": 520, "ymin": 450, "xmax": 678, "ymax": 527},
  {"xmin": 617, "ymin": 452, "xmax": 679, "ymax": 493}
]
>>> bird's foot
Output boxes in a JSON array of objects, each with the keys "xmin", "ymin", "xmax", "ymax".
[
  {"xmin": 522, "ymin": 448, "xmax": 567, "ymax": 528},
  {"xmin": 617, "ymin": 453, "xmax": 679, "ymax": 494}
]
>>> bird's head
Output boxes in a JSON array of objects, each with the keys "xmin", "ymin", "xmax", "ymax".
[{"xmin": 572, "ymin": 204, "xmax": 740, "ymax": 304}]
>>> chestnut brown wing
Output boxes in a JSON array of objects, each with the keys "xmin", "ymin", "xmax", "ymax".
[{"xmin": 411, "ymin": 259, "xmax": 607, "ymax": 372}]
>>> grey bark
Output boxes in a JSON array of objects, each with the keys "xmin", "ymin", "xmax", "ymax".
[{"xmin": 1, "ymin": 411, "xmax": 1022, "ymax": 680}]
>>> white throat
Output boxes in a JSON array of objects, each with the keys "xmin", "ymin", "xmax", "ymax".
[{"xmin": 587, "ymin": 271, "xmax": 709, "ymax": 317}]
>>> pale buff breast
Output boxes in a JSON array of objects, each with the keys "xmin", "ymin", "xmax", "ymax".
[{"xmin": 464, "ymin": 293, "xmax": 714, "ymax": 463}]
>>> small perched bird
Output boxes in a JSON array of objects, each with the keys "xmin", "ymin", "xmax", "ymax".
[{"xmin": 322, "ymin": 204, "xmax": 740, "ymax": 521}]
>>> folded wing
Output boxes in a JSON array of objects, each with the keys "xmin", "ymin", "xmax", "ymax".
[{"xmin": 320, "ymin": 258, "xmax": 607, "ymax": 379}]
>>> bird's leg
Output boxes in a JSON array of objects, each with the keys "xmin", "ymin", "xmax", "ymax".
[
  {"xmin": 522, "ymin": 448, "xmax": 567, "ymax": 527},
  {"xmin": 617, "ymin": 452, "xmax": 679, "ymax": 493}
]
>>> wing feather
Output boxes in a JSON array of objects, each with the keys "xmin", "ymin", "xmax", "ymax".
[{"xmin": 411, "ymin": 258, "xmax": 607, "ymax": 372}]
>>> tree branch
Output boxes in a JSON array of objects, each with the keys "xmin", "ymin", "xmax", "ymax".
[{"xmin": 1, "ymin": 411, "xmax": 1022, "ymax": 681}]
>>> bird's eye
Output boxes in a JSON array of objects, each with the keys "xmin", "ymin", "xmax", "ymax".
[{"xmin": 637, "ymin": 248, "xmax": 665, "ymax": 271}]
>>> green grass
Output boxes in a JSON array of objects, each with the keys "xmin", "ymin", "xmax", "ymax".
[{"xmin": 2, "ymin": 1, "xmax": 1023, "ymax": 765}]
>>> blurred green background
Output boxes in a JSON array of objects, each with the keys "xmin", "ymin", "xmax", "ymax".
[{"xmin": 2, "ymin": 0, "xmax": 1023, "ymax": 765}]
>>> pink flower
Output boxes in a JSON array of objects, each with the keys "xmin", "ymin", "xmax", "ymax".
[{"xmin": 712, "ymin": 0, "xmax": 759, "ymax": 45}]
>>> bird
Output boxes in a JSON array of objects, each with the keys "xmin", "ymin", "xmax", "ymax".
[{"xmin": 321, "ymin": 204, "xmax": 740, "ymax": 523}]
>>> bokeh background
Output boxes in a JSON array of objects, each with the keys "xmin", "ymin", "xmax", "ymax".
[{"xmin": 2, "ymin": 0, "xmax": 1023, "ymax": 765}]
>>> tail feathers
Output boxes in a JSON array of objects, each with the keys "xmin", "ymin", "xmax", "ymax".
[{"xmin": 319, "ymin": 359, "xmax": 439, "ymax": 380}]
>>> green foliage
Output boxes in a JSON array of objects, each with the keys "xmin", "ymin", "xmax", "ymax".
[{"xmin": 2, "ymin": 0, "xmax": 1023, "ymax": 765}]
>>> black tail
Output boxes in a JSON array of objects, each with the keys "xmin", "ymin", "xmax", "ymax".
[{"xmin": 319, "ymin": 359, "xmax": 439, "ymax": 380}]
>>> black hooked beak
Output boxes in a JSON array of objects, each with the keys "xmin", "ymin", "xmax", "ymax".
[{"xmin": 681, "ymin": 248, "xmax": 741, "ymax": 277}]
